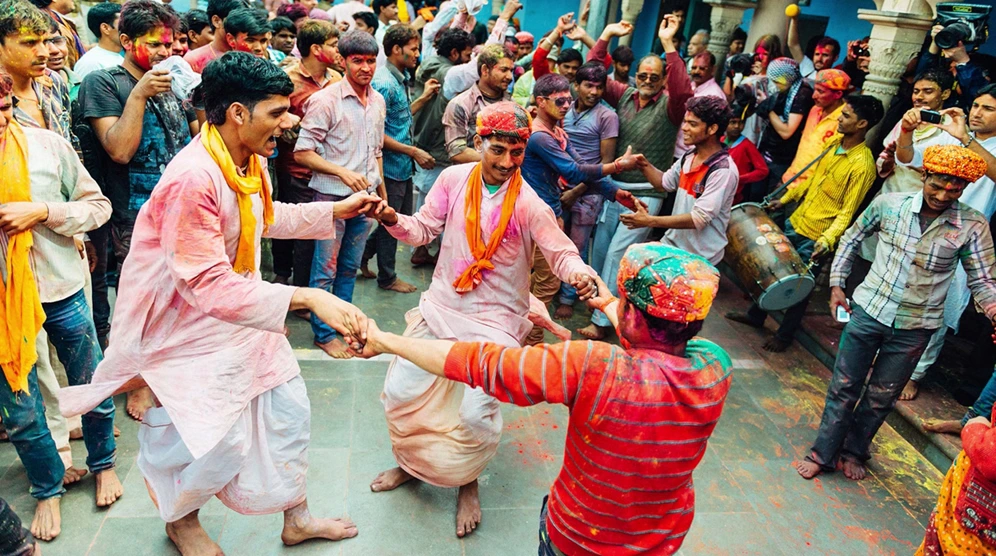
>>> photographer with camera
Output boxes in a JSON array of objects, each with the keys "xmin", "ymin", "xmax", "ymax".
[
  {"xmin": 836, "ymin": 38, "xmax": 871, "ymax": 91},
  {"xmin": 916, "ymin": 21, "xmax": 989, "ymax": 111}
]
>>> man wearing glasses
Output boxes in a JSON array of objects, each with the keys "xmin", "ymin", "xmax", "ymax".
[{"xmin": 579, "ymin": 14, "xmax": 694, "ymax": 341}]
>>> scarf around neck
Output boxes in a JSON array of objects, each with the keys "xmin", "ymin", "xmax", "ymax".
[
  {"xmin": 0, "ymin": 120, "xmax": 46, "ymax": 393},
  {"xmin": 201, "ymin": 123, "xmax": 273, "ymax": 274}
]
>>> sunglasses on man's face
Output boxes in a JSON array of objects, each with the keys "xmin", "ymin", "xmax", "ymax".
[
  {"xmin": 541, "ymin": 96, "xmax": 572, "ymax": 108},
  {"xmin": 636, "ymin": 73, "xmax": 662, "ymax": 83}
]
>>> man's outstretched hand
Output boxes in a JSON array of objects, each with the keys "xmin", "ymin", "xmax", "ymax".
[
  {"xmin": 371, "ymin": 205, "xmax": 399, "ymax": 226},
  {"xmin": 333, "ymin": 192, "xmax": 386, "ymax": 219},
  {"xmin": 307, "ymin": 290, "xmax": 370, "ymax": 346},
  {"xmin": 349, "ymin": 318, "xmax": 387, "ymax": 358},
  {"xmin": 570, "ymin": 272, "xmax": 597, "ymax": 300}
]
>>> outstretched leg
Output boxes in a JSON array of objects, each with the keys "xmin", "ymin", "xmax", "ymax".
[{"xmin": 281, "ymin": 500, "xmax": 358, "ymax": 545}]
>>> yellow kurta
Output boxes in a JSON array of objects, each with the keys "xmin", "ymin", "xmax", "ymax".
[{"xmin": 782, "ymin": 103, "xmax": 845, "ymax": 185}]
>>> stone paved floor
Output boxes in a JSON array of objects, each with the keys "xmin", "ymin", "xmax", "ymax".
[{"xmin": 0, "ymin": 256, "xmax": 943, "ymax": 555}]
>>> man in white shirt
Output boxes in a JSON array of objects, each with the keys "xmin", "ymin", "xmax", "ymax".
[
  {"xmin": 327, "ymin": 0, "xmax": 372, "ymax": 32},
  {"xmin": 73, "ymin": 2, "xmax": 123, "ymax": 80}
]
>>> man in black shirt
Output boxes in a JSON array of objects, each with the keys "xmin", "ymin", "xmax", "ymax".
[{"xmin": 753, "ymin": 57, "xmax": 814, "ymax": 202}]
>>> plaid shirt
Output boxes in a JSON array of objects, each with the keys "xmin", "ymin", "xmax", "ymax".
[{"xmin": 830, "ymin": 192, "xmax": 996, "ymax": 330}]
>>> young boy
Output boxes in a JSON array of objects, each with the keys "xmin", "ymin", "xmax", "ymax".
[{"xmin": 724, "ymin": 102, "xmax": 768, "ymax": 204}]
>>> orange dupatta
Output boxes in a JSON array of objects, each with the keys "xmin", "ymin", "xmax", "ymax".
[
  {"xmin": 0, "ymin": 120, "xmax": 46, "ymax": 393},
  {"xmin": 452, "ymin": 163, "xmax": 523, "ymax": 293}
]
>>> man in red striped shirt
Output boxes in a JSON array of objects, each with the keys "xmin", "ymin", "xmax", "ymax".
[{"xmin": 352, "ymin": 243, "xmax": 733, "ymax": 555}]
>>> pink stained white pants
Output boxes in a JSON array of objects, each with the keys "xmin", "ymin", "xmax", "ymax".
[{"xmin": 137, "ymin": 376, "xmax": 310, "ymax": 522}]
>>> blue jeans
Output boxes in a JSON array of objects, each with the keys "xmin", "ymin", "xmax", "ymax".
[
  {"xmin": 0, "ymin": 289, "xmax": 116, "ymax": 500},
  {"xmin": 309, "ymin": 192, "xmax": 374, "ymax": 344},
  {"xmin": 962, "ymin": 367, "xmax": 996, "ymax": 425},
  {"xmin": 808, "ymin": 304, "xmax": 934, "ymax": 469}
]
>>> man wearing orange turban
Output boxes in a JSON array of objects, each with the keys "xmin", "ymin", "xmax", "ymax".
[{"xmin": 798, "ymin": 145, "xmax": 996, "ymax": 482}]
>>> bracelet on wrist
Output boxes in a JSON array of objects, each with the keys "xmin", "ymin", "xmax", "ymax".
[{"xmin": 963, "ymin": 135, "xmax": 975, "ymax": 148}]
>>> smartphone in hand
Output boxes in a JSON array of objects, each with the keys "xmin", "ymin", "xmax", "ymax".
[{"xmin": 835, "ymin": 304, "xmax": 851, "ymax": 323}]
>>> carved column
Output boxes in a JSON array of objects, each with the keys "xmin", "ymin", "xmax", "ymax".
[
  {"xmin": 617, "ymin": 0, "xmax": 644, "ymax": 46},
  {"xmin": 703, "ymin": 0, "xmax": 753, "ymax": 78}
]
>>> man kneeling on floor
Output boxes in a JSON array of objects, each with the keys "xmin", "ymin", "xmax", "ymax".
[
  {"xmin": 797, "ymin": 145, "xmax": 996, "ymax": 482},
  {"xmin": 353, "ymin": 243, "xmax": 733, "ymax": 555},
  {"xmin": 58, "ymin": 52, "xmax": 384, "ymax": 555}
]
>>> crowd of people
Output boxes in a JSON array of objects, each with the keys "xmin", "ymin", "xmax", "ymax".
[{"xmin": 0, "ymin": 0, "xmax": 995, "ymax": 553}]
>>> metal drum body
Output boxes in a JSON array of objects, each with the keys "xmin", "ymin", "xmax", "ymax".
[{"xmin": 724, "ymin": 203, "xmax": 815, "ymax": 312}]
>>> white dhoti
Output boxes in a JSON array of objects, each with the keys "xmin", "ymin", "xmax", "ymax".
[
  {"xmin": 382, "ymin": 309, "xmax": 504, "ymax": 488},
  {"xmin": 138, "ymin": 376, "xmax": 310, "ymax": 522}
]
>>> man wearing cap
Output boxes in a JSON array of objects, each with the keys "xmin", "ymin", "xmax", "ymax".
[
  {"xmin": 514, "ymin": 30, "xmax": 533, "ymax": 61},
  {"xmin": 351, "ymin": 242, "xmax": 733, "ymax": 555},
  {"xmin": 781, "ymin": 69, "xmax": 851, "ymax": 186},
  {"xmin": 797, "ymin": 145, "xmax": 996, "ymax": 482},
  {"xmin": 366, "ymin": 101, "xmax": 598, "ymax": 538}
]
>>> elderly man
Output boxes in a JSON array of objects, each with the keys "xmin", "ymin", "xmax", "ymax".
[
  {"xmin": 797, "ymin": 145, "xmax": 996, "ymax": 482},
  {"xmin": 352, "ymin": 243, "xmax": 733, "ymax": 555},
  {"xmin": 59, "ymin": 53, "xmax": 383, "ymax": 554},
  {"xmin": 366, "ymin": 101, "xmax": 599, "ymax": 538}
]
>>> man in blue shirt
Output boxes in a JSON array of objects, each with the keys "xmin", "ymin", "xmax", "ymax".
[{"xmin": 362, "ymin": 23, "xmax": 439, "ymax": 293}]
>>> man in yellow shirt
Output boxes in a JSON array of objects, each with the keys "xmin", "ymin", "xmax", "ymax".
[
  {"xmin": 782, "ymin": 69, "xmax": 851, "ymax": 185},
  {"xmin": 727, "ymin": 94, "xmax": 882, "ymax": 352}
]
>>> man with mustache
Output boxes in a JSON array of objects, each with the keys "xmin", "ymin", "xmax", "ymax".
[
  {"xmin": 77, "ymin": 0, "xmax": 199, "ymax": 422},
  {"xmin": 443, "ymin": 44, "xmax": 515, "ymax": 165},
  {"xmin": 673, "ymin": 51, "xmax": 725, "ymax": 160},
  {"xmin": 781, "ymin": 68, "xmax": 851, "ymax": 186},
  {"xmin": 222, "ymin": 7, "xmax": 271, "ymax": 60},
  {"xmin": 295, "ymin": 30, "xmax": 387, "ymax": 359}
]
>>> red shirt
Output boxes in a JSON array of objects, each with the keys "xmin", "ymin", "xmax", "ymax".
[
  {"xmin": 725, "ymin": 136, "xmax": 769, "ymax": 204},
  {"xmin": 444, "ymin": 339, "xmax": 733, "ymax": 555}
]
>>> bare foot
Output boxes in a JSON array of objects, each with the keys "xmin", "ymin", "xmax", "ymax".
[
  {"xmin": 553, "ymin": 303, "xmax": 574, "ymax": 320},
  {"xmin": 31, "ymin": 498, "xmax": 61, "ymax": 541},
  {"xmin": 577, "ymin": 324, "xmax": 607, "ymax": 340},
  {"xmin": 114, "ymin": 425, "xmax": 121, "ymax": 437},
  {"xmin": 923, "ymin": 419, "xmax": 963, "ymax": 435},
  {"xmin": 456, "ymin": 480, "xmax": 482, "ymax": 538},
  {"xmin": 410, "ymin": 246, "xmax": 433, "ymax": 267},
  {"xmin": 380, "ymin": 279, "xmax": 417, "ymax": 294},
  {"xmin": 359, "ymin": 261, "xmax": 375, "ymax": 279},
  {"xmin": 762, "ymin": 337, "xmax": 792, "ymax": 353},
  {"xmin": 95, "ymin": 469, "xmax": 123, "ymax": 507},
  {"xmin": 899, "ymin": 380, "xmax": 919, "ymax": 401},
  {"xmin": 370, "ymin": 467, "xmax": 414, "ymax": 492},
  {"xmin": 126, "ymin": 387, "xmax": 155, "ymax": 421},
  {"xmin": 63, "ymin": 466, "xmax": 88, "ymax": 485},
  {"xmin": 69, "ymin": 427, "xmax": 82, "ymax": 440},
  {"xmin": 795, "ymin": 460, "xmax": 822, "ymax": 480},
  {"xmin": 841, "ymin": 459, "xmax": 867, "ymax": 481},
  {"xmin": 314, "ymin": 338, "xmax": 354, "ymax": 360},
  {"xmin": 166, "ymin": 511, "xmax": 224, "ymax": 556},
  {"xmin": 282, "ymin": 501, "xmax": 358, "ymax": 545}
]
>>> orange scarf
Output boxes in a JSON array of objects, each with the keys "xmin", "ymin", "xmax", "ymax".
[
  {"xmin": 201, "ymin": 123, "xmax": 273, "ymax": 274},
  {"xmin": 453, "ymin": 163, "xmax": 522, "ymax": 293},
  {"xmin": 0, "ymin": 120, "xmax": 46, "ymax": 393}
]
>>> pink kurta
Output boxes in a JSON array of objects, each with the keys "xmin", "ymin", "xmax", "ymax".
[
  {"xmin": 58, "ymin": 136, "xmax": 337, "ymax": 458},
  {"xmin": 388, "ymin": 163, "xmax": 592, "ymax": 345}
]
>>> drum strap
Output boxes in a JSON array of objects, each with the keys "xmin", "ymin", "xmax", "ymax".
[{"xmin": 764, "ymin": 143, "xmax": 836, "ymax": 203}]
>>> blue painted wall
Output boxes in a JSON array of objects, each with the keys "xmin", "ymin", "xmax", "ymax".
[{"xmin": 518, "ymin": 0, "xmax": 661, "ymax": 60}]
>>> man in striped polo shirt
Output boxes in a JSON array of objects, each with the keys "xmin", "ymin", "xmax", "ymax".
[
  {"xmin": 351, "ymin": 243, "xmax": 734, "ymax": 555},
  {"xmin": 726, "ymin": 94, "xmax": 882, "ymax": 352}
]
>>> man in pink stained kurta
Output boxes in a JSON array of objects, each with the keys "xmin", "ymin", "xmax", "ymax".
[
  {"xmin": 57, "ymin": 52, "xmax": 383, "ymax": 555},
  {"xmin": 366, "ymin": 101, "xmax": 598, "ymax": 538}
]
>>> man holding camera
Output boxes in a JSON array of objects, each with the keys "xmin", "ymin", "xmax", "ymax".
[{"xmin": 917, "ymin": 20, "xmax": 989, "ymax": 111}]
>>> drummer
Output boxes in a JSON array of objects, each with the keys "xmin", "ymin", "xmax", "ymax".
[
  {"xmin": 726, "ymin": 94, "xmax": 882, "ymax": 352},
  {"xmin": 798, "ymin": 144, "xmax": 996, "ymax": 482},
  {"xmin": 620, "ymin": 96, "xmax": 738, "ymax": 266}
]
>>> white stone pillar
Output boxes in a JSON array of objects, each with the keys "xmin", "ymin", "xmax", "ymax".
[
  {"xmin": 745, "ymin": 0, "xmax": 794, "ymax": 51},
  {"xmin": 617, "ymin": 0, "xmax": 644, "ymax": 46},
  {"xmin": 857, "ymin": 8, "xmax": 934, "ymax": 111},
  {"xmin": 703, "ymin": 0, "xmax": 752, "ymax": 77}
]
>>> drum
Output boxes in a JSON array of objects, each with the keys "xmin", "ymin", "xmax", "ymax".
[{"xmin": 724, "ymin": 203, "xmax": 814, "ymax": 312}]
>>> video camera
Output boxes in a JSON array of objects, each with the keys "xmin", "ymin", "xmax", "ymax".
[{"xmin": 934, "ymin": 2, "xmax": 991, "ymax": 53}]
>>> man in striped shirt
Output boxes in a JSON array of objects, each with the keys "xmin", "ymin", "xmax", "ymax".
[
  {"xmin": 352, "ymin": 243, "xmax": 733, "ymax": 555},
  {"xmin": 726, "ymin": 94, "xmax": 882, "ymax": 353},
  {"xmin": 797, "ymin": 145, "xmax": 996, "ymax": 482}
]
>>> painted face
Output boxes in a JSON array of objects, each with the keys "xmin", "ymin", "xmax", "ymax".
[
  {"xmin": 812, "ymin": 83, "xmax": 842, "ymax": 108},
  {"xmin": 239, "ymin": 95, "xmax": 295, "ymax": 157},
  {"xmin": 476, "ymin": 135, "xmax": 525, "ymax": 185},
  {"xmin": 484, "ymin": 57, "xmax": 514, "ymax": 91},
  {"xmin": 127, "ymin": 27, "xmax": 173, "ymax": 71},
  {"xmin": 271, "ymin": 29, "xmax": 296, "ymax": 55},
  {"xmin": 635, "ymin": 58, "xmax": 665, "ymax": 99},
  {"xmin": 689, "ymin": 57, "xmax": 714, "ymax": 86},
  {"xmin": 680, "ymin": 111, "xmax": 713, "ymax": 146},
  {"xmin": 399, "ymin": 38, "xmax": 420, "ymax": 70},
  {"xmin": 540, "ymin": 91, "xmax": 572, "ymax": 120},
  {"xmin": 557, "ymin": 60, "xmax": 580, "ymax": 83},
  {"xmin": 171, "ymin": 33, "xmax": 189, "ymax": 57},
  {"xmin": 314, "ymin": 37, "xmax": 340, "ymax": 66},
  {"xmin": 228, "ymin": 32, "xmax": 271, "ymax": 58},
  {"xmin": 189, "ymin": 26, "xmax": 214, "ymax": 50},
  {"xmin": 812, "ymin": 45, "xmax": 836, "ymax": 71},
  {"xmin": 911, "ymin": 78, "xmax": 946, "ymax": 110},
  {"xmin": 752, "ymin": 45, "xmax": 769, "ymax": 74},
  {"xmin": 45, "ymin": 33, "xmax": 69, "ymax": 72},
  {"xmin": 576, "ymin": 79, "xmax": 604, "ymax": 109},
  {"xmin": 921, "ymin": 174, "xmax": 966, "ymax": 213},
  {"xmin": 969, "ymin": 94, "xmax": 996, "ymax": 136},
  {"xmin": 0, "ymin": 92, "xmax": 13, "ymax": 137},
  {"xmin": 344, "ymin": 53, "xmax": 377, "ymax": 86},
  {"xmin": 0, "ymin": 32, "xmax": 50, "ymax": 79}
]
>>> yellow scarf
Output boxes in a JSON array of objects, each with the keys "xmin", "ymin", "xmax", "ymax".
[
  {"xmin": 0, "ymin": 120, "xmax": 46, "ymax": 393},
  {"xmin": 201, "ymin": 123, "xmax": 273, "ymax": 274},
  {"xmin": 452, "ymin": 163, "xmax": 522, "ymax": 293}
]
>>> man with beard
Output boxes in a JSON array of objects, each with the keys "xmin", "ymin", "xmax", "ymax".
[
  {"xmin": 782, "ymin": 69, "xmax": 851, "ymax": 186},
  {"xmin": 184, "ymin": 0, "xmax": 249, "ymax": 73},
  {"xmin": 78, "ymin": 0, "xmax": 199, "ymax": 422},
  {"xmin": 443, "ymin": 44, "xmax": 514, "ymax": 165},
  {"xmin": 787, "ymin": 13, "xmax": 840, "ymax": 81},
  {"xmin": 674, "ymin": 51, "xmax": 725, "ymax": 160},
  {"xmin": 60, "ymin": 51, "xmax": 383, "ymax": 554},
  {"xmin": 368, "ymin": 101, "xmax": 598, "ymax": 538}
]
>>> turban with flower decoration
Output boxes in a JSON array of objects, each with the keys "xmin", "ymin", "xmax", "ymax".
[
  {"xmin": 923, "ymin": 145, "xmax": 988, "ymax": 183},
  {"xmin": 617, "ymin": 243, "xmax": 720, "ymax": 323}
]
